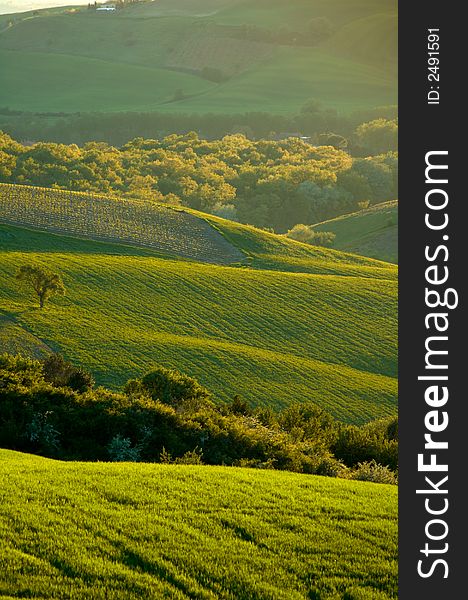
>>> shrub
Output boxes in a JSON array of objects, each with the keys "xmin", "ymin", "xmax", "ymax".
[
  {"xmin": 174, "ymin": 447, "xmax": 204, "ymax": 465},
  {"xmin": 26, "ymin": 411, "xmax": 61, "ymax": 455},
  {"xmin": 0, "ymin": 354, "xmax": 399, "ymax": 481},
  {"xmin": 311, "ymin": 231, "xmax": 336, "ymax": 247},
  {"xmin": 158, "ymin": 446, "xmax": 204, "ymax": 465},
  {"xmin": 355, "ymin": 118, "xmax": 398, "ymax": 155},
  {"xmin": 107, "ymin": 434, "xmax": 141, "ymax": 462},
  {"xmin": 233, "ymin": 457, "xmax": 276, "ymax": 469},
  {"xmin": 350, "ymin": 460, "xmax": 397, "ymax": 485},
  {"xmin": 229, "ymin": 395, "xmax": 252, "ymax": 416},
  {"xmin": 279, "ymin": 402, "xmax": 338, "ymax": 448},
  {"xmin": 159, "ymin": 447, "xmax": 172, "ymax": 464},
  {"xmin": 132, "ymin": 366, "xmax": 213, "ymax": 410},
  {"xmin": 316, "ymin": 132, "xmax": 347, "ymax": 149},
  {"xmin": 333, "ymin": 418, "xmax": 398, "ymax": 470},
  {"xmin": 66, "ymin": 368, "xmax": 95, "ymax": 393},
  {"xmin": 42, "ymin": 354, "xmax": 94, "ymax": 392},
  {"xmin": 315, "ymin": 455, "xmax": 348, "ymax": 478},
  {"xmin": 286, "ymin": 224, "xmax": 336, "ymax": 247}
]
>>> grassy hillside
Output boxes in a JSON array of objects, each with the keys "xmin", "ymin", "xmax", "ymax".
[
  {"xmin": 0, "ymin": 313, "xmax": 51, "ymax": 357},
  {"xmin": 207, "ymin": 213, "xmax": 397, "ymax": 278},
  {"xmin": 0, "ymin": 450, "xmax": 398, "ymax": 599},
  {"xmin": 0, "ymin": 183, "xmax": 397, "ymax": 276},
  {"xmin": 0, "ymin": 0, "xmax": 397, "ymax": 115},
  {"xmin": 311, "ymin": 201, "xmax": 398, "ymax": 263},
  {"xmin": 0, "ymin": 215, "xmax": 397, "ymax": 423},
  {"xmin": 0, "ymin": 183, "xmax": 245, "ymax": 265}
]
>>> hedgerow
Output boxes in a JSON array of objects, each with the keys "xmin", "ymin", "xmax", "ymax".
[{"xmin": 0, "ymin": 353, "xmax": 397, "ymax": 482}]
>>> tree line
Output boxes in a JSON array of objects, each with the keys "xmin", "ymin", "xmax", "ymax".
[
  {"xmin": 0, "ymin": 354, "xmax": 397, "ymax": 484},
  {"xmin": 0, "ymin": 104, "xmax": 397, "ymax": 150},
  {"xmin": 0, "ymin": 129, "xmax": 397, "ymax": 232}
]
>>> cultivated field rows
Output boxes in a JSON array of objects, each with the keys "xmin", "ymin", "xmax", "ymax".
[{"xmin": 0, "ymin": 183, "xmax": 244, "ymax": 264}]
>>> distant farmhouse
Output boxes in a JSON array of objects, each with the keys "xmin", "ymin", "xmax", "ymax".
[
  {"xmin": 89, "ymin": 1, "xmax": 148, "ymax": 11},
  {"xmin": 96, "ymin": 4, "xmax": 116, "ymax": 11},
  {"xmin": 88, "ymin": 0, "xmax": 148, "ymax": 13},
  {"xmin": 89, "ymin": 2, "xmax": 116, "ymax": 12}
]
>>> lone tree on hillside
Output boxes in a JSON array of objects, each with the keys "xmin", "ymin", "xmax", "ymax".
[{"xmin": 16, "ymin": 265, "xmax": 66, "ymax": 308}]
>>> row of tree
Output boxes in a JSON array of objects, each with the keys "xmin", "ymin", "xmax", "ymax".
[
  {"xmin": 0, "ymin": 130, "xmax": 397, "ymax": 232},
  {"xmin": 0, "ymin": 353, "xmax": 397, "ymax": 483},
  {"xmin": 0, "ymin": 104, "xmax": 397, "ymax": 150}
]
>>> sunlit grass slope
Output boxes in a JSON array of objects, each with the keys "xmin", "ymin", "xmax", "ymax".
[
  {"xmin": 0, "ymin": 450, "xmax": 398, "ymax": 599},
  {"xmin": 207, "ymin": 213, "xmax": 397, "ymax": 278},
  {"xmin": 0, "ymin": 183, "xmax": 244, "ymax": 265},
  {"xmin": 0, "ymin": 313, "xmax": 50, "ymax": 358},
  {"xmin": 0, "ymin": 183, "xmax": 398, "ymax": 276},
  {"xmin": 0, "ymin": 222, "xmax": 397, "ymax": 423},
  {"xmin": 0, "ymin": 0, "xmax": 397, "ymax": 114},
  {"xmin": 311, "ymin": 201, "xmax": 398, "ymax": 264}
]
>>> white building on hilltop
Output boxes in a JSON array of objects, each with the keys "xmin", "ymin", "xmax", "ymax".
[{"xmin": 96, "ymin": 3, "xmax": 116, "ymax": 11}]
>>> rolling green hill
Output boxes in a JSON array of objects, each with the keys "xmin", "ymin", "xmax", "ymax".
[
  {"xmin": 0, "ymin": 0, "xmax": 397, "ymax": 115},
  {"xmin": 0, "ymin": 184, "xmax": 397, "ymax": 423},
  {"xmin": 0, "ymin": 183, "xmax": 245, "ymax": 265},
  {"xmin": 0, "ymin": 449, "xmax": 398, "ymax": 599},
  {"xmin": 0, "ymin": 183, "xmax": 396, "ymax": 275},
  {"xmin": 0, "ymin": 313, "xmax": 51, "ymax": 358},
  {"xmin": 311, "ymin": 201, "xmax": 398, "ymax": 263}
]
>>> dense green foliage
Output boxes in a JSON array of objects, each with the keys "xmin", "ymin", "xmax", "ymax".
[
  {"xmin": 0, "ymin": 132, "xmax": 397, "ymax": 231},
  {"xmin": 0, "ymin": 222, "xmax": 397, "ymax": 422},
  {"xmin": 0, "ymin": 449, "xmax": 397, "ymax": 599},
  {"xmin": 312, "ymin": 200, "xmax": 398, "ymax": 263},
  {"xmin": 286, "ymin": 224, "xmax": 336, "ymax": 247},
  {"xmin": 0, "ymin": 353, "xmax": 397, "ymax": 478},
  {"xmin": 355, "ymin": 118, "xmax": 398, "ymax": 155}
]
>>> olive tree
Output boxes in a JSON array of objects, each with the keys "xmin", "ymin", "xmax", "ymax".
[{"xmin": 16, "ymin": 265, "xmax": 65, "ymax": 308}]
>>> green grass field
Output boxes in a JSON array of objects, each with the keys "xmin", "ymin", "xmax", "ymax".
[
  {"xmin": 0, "ymin": 313, "xmax": 51, "ymax": 358},
  {"xmin": 0, "ymin": 223, "xmax": 397, "ymax": 423},
  {"xmin": 0, "ymin": 219, "xmax": 397, "ymax": 422},
  {"xmin": 0, "ymin": 182, "xmax": 398, "ymax": 422},
  {"xmin": 0, "ymin": 183, "xmax": 397, "ymax": 276},
  {"xmin": 0, "ymin": 49, "xmax": 214, "ymax": 113},
  {"xmin": 0, "ymin": 0, "xmax": 397, "ymax": 115},
  {"xmin": 0, "ymin": 449, "xmax": 398, "ymax": 599},
  {"xmin": 0, "ymin": 183, "xmax": 397, "ymax": 423},
  {"xmin": 312, "ymin": 201, "xmax": 398, "ymax": 263}
]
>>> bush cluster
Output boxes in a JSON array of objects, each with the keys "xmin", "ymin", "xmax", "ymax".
[
  {"xmin": 286, "ymin": 224, "xmax": 336, "ymax": 247},
  {"xmin": 0, "ymin": 130, "xmax": 397, "ymax": 232},
  {"xmin": 0, "ymin": 354, "xmax": 397, "ymax": 483}
]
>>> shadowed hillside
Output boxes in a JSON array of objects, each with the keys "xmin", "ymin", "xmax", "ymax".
[{"xmin": 0, "ymin": 0, "xmax": 397, "ymax": 115}]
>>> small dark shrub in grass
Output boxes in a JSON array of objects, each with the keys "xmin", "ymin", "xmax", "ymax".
[{"xmin": 350, "ymin": 460, "xmax": 397, "ymax": 485}]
